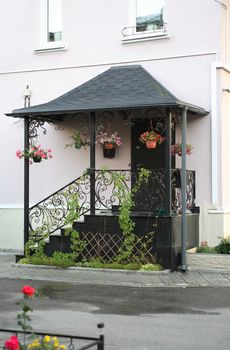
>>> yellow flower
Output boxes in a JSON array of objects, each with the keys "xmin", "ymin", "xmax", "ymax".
[
  {"xmin": 59, "ymin": 345, "xmax": 66, "ymax": 349},
  {"xmin": 28, "ymin": 339, "xmax": 40, "ymax": 349},
  {"xmin": 52, "ymin": 337, "xmax": 59, "ymax": 348},
  {"xmin": 43, "ymin": 336, "xmax": 51, "ymax": 343}
]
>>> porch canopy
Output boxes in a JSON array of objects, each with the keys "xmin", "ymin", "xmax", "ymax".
[
  {"xmin": 6, "ymin": 65, "xmax": 208, "ymax": 272},
  {"xmin": 6, "ymin": 65, "xmax": 207, "ymax": 118}
]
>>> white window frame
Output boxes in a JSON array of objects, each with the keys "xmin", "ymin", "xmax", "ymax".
[
  {"xmin": 35, "ymin": 0, "xmax": 65, "ymax": 52},
  {"xmin": 122, "ymin": 0, "xmax": 168, "ymax": 43}
]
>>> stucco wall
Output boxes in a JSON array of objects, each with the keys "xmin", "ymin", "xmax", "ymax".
[
  {"xmin": 0, "ymin": 209, "xmax": 24, "ymax": 250},
  {"xmin": 0, "ymin": 0, "xmax": 226, "ymax": 248}
]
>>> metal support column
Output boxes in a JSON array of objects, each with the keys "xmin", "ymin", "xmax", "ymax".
[
  {"xmin": 90, "ymin": 111, "xmax": 96, "ymax": 214},
  {"xmin": 181, "ymin": 107, "xmax": 188, "ymax": 271},
  {"xmin": 165, "ymin": 109, "xmax": 172, "ymax": 215},
  {"xmin": 24, "ymin": 117, "xmax": 30, "ymax": 249}
]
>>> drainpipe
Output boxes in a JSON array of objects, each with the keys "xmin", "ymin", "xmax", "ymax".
[
  {"xmin": 181, "ymin": 107, "xmax": 187, "ymax": 272},
  {"xmin": 211, "ymin": 62, "xmax": 219, "ymax": 205},
  {"xmin": 211, "ymin": 62, "xmax": 230, "ymax": 206},
  {"xmin": 214, "ymin": 0, "xmax": 228, "ymax": 64}
]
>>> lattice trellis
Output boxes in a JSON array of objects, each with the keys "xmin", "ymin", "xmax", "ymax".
[{"xmin": 79, "ymin": 231, "xmax": 154, "ymax": 263}]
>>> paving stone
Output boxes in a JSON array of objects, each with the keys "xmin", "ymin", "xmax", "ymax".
[{"xmin": 1, "ymin": 254, "xmax": 230, "ymax": 288}]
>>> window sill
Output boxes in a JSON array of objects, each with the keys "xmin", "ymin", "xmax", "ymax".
[
  {"xmin": 122, "ymin": 32, "xmax": 169, "ymax": 44},
  {"xmin": 34, "ymin": 43, "xmax": 67, "ymax": 53}
]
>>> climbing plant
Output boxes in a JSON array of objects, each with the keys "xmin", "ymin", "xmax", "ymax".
[{"xmin": 109, "ymin": 168, "xmax": 153, "ymax": 263}]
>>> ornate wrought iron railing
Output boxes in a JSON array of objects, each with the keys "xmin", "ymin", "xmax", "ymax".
[
  {"xmin": 29, "ymin": 168, "xmax": 196, "ymax": 234},
  {"xmin": 0, "ymin": 325, "xmax": 104, "ymax": 350}
]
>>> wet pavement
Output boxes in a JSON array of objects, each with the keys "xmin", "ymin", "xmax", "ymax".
[
  {"xmin": 0, "ymin": 253, "xmax": 230, "ymax": 288},
  {"xmin": 0, "ymin": 254, "xmax": 230, "ymax": 349}
]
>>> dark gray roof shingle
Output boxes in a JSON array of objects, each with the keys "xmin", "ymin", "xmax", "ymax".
[{"xmin": 6, "ymin": 65, "xmax": 207, "ymax": 117}]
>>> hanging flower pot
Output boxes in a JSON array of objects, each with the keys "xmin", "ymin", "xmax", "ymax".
[
  {"xmin": 139, "ymin": 131, "xmax": 164, "ymax": 149},
  {"xmin": 171, "ymin": 143, "xmax": 194, "ymax": 156},
  {"xmin": 104, "ymin": 142, "xmax": 114, "ymax": 150},
  {"xmin": 16, "ymin": 145, "xmax": 53, "ymax": 164},
  {"xmin": 103, "ymin": 147, "xmax": 116, "ymax": 158},
  {"xmin": 32, "ymin": 156, "xmax": 42, "ymax": 163},
  {"xmin": 96, "ymin": 131, "xmax": 122, "ymax": 159},
  {"xmin": 145, "ymin": 140, "xmax": 157, "ymax": 149},
  {"xmin": 65, "ymin": 131, "xmax": 89, "ymax": 149}
]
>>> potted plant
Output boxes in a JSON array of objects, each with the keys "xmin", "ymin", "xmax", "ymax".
[
  {"xmin": 16, "ymin": 145, "xmax": 53, "ymax": 164},
  {"xmin": 96, "ymin": 131, "xmax": 122, "ymax": 158},
  {"xmin": 139, "ymin": 131, "xmax": 164, "ymax": 149},
  {"xmin": 65, "ymin": 131, "xmax": 89, "ymax": 149},
  {"xmin": 171, "ymin": 143, "xmax": 193, "ymax": 156}
]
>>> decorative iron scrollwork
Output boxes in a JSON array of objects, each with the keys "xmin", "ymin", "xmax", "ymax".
[
  {"xmin": 28, "ymin": 118, "xmax": 47, "ymax": 144},
  {"xmin": 29, "ymin": 168, "xmax": 196, "ymax": 234}
]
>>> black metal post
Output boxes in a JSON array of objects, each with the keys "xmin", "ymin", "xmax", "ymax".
[
  {"xmin": 90, "ymin": 111, "xmax": 96, "ymax": 214},
  {"xmin": 165, "ymin": 108, "xmax": 172, "ymax": 215},
  {"xmin": 24, "ymin": 117, "xmax": 30, "ymax": 249},
  {"xmin": 181, "ymin": 107, "xmax": 187, "ymax": 271},
  {"xmin": 98, "ymin": 335, "xmax": 104, "ymax": 350}
]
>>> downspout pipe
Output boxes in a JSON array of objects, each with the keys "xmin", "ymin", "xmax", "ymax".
[
  {"xmin": 211, "ymin": 62, "xmax": 219, "ymax": 205},
  {"xmin": 181, "ymin": 107, "xmax": 188, "ymax": 272}
]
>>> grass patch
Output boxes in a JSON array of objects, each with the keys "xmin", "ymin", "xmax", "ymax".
[
  {"xmin": 18, "ymin": 254, "xmax": 163, "ymax": 271},
  {"xmin": 196, "ymin": 246, "xmax": 217, "ymax": 254}
]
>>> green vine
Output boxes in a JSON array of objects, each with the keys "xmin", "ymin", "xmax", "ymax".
[{"xmin": 109, "ymin": 168, "xmax": 151, "ymax": 263}]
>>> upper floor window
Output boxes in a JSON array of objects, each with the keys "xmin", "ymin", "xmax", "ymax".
[
  {"xmin": 36, "ymin": 0, "xmax": 64, "ymax": 50},
  {"xmin": 47, "ymin": 0, "xmax": 62, "ymax": 42},
  {"xmin": 122, "ymin": 0, "xmax": 167, "ymax": 42},
  {"xmin": 136, "ymin": 0, "xmax": 164, "ymax": 33}
]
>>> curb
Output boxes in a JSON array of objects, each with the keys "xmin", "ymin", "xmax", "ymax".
[
  {"xmin": 188, "ymin": 267, "xmax": 230, "ymax": 274},
  {"xmin": 13, "ymin": 263, "xmax": 170, "ymax": 275}
]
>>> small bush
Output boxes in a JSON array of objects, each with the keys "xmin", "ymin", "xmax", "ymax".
[
  {"xmin": 196, "ymin": 246, "xmax": 217, "ymax": 254},
  {"xmin": 215, "ymin": 237, "xmax": 230, "ymax": 254},
  {"xmin": 141, "ymin": 263, "xmax": 163, "ymax": 271},
  {"xmin": 196, "ymin": 240, "xmax": 216, "ymax": 254}
]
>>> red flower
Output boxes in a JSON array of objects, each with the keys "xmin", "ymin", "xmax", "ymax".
[
  {"xmin": 4, "ymin": 336, "xmax": 20, "ymax": 350},
  {"xmin": 21, "ymin": 285, "xmax": 36, "ymax": 297}
]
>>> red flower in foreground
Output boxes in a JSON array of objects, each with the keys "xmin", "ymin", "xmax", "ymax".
[
  {"xmin": 21, "ymin": 285, "xmax": 36, "ymax": 297},
  {"xmin": 4, "ymin": 336, "xmax": 20, "ymax": 350}
]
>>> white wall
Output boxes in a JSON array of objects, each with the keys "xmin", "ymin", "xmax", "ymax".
[{"xmin": 0, "ymin": 0, "xmax": 225, "ymax": 248}]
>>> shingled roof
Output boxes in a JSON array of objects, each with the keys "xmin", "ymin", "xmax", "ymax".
[{"xmin": 6, "ymin": 65, "xmax": 207, "ymax": 118}]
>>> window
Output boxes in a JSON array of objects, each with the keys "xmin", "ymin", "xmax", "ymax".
[
  {"xmin": 47, "ymin": 0, "xmax": 62, "ymax": 42},
  {"xmin": 136, "ymin": 0, "xmax": 164, "ymax": 33},
  {"xmin": 36, "ymin": 0, "xmax": 64, "ymax": 51},
  {"xmin": 122, "ymin": 0, "xmax": 167, "ymax": 42}
]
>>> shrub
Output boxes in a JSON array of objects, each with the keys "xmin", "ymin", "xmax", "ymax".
[
  {"xmin": 215, "ymin": 236, "xmax": 230, "ymax": 254},
  {"xmin": 196, "ymin": 240, "xmax": 217, "ymax": 254}
]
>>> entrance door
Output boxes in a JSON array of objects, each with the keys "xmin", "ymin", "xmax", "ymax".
[
  {"xmin": 131, "ymin": 119, "xmax": 174, "ymax": 212},
  {"xmin": 131, "ymin": 119, "xmax": 165, "ymax": 170}
]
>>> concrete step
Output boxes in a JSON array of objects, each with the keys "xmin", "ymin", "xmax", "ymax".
[{"xmin": 187, "ymin": 252, "xmax": 230, "ymax": 271}]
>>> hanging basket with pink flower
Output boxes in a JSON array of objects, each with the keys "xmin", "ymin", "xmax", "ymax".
[
  {"xmin": 139, "ymin": 120, "xmax": 164, "ymax": 149},
  {"xmin": 139, "ymin": 131, "xmax": 164, "ymax": 149},
  {"xmin": 96, "ymin": 131, "xmax": 122, "ymax": 158},
  {"xmin": 16, "ymin": 145, "xmax": 53, "ymax": 164},
  {"xmin": 171, "ymin": 143, "xmax": 193, "ymax": 156}
]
